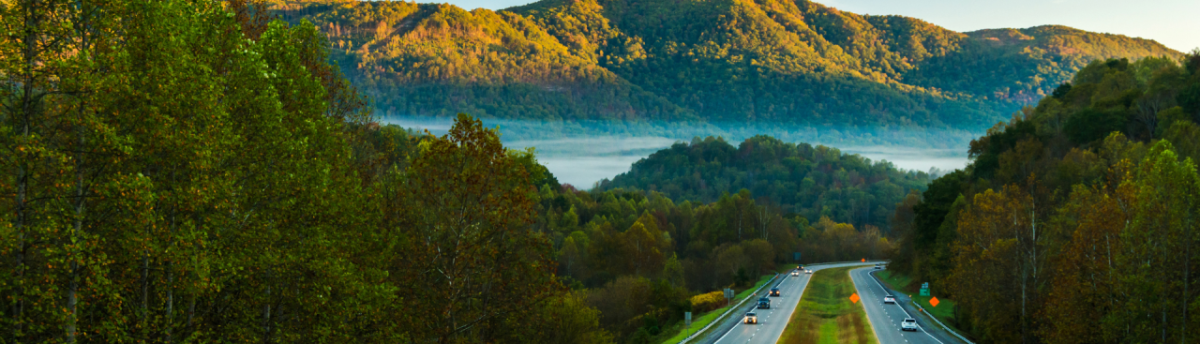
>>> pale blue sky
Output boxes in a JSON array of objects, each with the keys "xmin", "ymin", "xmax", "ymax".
[{"xmin": 420, "ymin": 0, "xmax": 1199, "ymax": 53}]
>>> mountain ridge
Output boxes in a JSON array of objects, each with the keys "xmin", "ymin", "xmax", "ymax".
[{"xmin": 274, "ymin": 0, "xmax": 1181, "ymax": 128}]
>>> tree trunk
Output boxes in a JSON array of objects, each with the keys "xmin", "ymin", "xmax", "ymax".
[
  {"xmin": 67, "ymin": 132, "xmax": 84, "ymax": 343},
  {"xmin": 13, "ymin": 0, "xmax": 45, "ymax": 338},
  {"xmin": 166, "ymin": 263, "xmax": 173, "ymax": 344},
  {"xmin": 262, "ymin": 275, "xmax": 271, "ymax": 343},
  {"xmin": 1182, "ymin": 227, "xmax": 1190, "ymax": 344},
  {"xmin": 142, "ymin": 252, "xmax": 149, "ymax": 328}
]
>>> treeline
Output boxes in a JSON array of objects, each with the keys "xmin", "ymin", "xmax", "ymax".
[
  {"xmin": 889, "ymin": 54, "xmax": 1200, "ymax": 343},
  {"xmin": 0, "ymin": 1, "xmax": 898, "ymax": 343},
  {"xmin": 597, "ymin": 135, "xmax": 932, "ymax": 231},
  {"xmin": 270, "ymin": 0, "xmax": 1178, "ymax": 128},
  {"xmin": 534, "ymin": 184, "xmax": 893, "ymax": 343}
]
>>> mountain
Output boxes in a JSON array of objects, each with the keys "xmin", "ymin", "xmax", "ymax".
[{"xmin": 274, "ymin": 0, "xmax": 1181, "ymax": 128}]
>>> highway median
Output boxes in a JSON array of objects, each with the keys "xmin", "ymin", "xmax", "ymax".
[{"xmin": 777, "ymin": 266, "xmax": 875, "ymax": 344}]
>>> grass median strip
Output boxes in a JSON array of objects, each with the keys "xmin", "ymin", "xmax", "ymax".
[{"xmin": 777, "ymin": 266, "xmax": 875, "ymax": 344}]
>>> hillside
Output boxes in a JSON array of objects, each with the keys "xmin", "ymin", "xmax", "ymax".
[
  {"xmin": 887, "ymin": 54, "xmax": 1200, "ymax": 342},
  {"xmin": 274, "ymin": 0, "xmax": 1181, "ymax": 128},
  {"xmin": 596, "ymin": 135, "xmax": 933, "ymax": 231}
]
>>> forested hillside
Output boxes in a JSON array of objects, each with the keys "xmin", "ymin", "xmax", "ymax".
[
  {"xmin": 597, "ymin": 135, "xmax": 932, "ymax": 231},
  {"xmin": 0, "ymin": 1, "xmax": 897, "ymax": 343},
  {"xmin": 889, "ymin": 54, "xmax": 1200, "ymax": 343},
  {"xmin": 273, "ymin": 0, "xmax": 1180, "ymax": 127}
]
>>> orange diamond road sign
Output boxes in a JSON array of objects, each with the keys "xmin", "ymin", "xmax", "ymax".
[
  {"xmin": 929, "ymin": 297, "xmax": 940, "ymax": 307},
  {"xmin": 861, "ymin": 258, "xmax": 866, "ymax": 262},
  {"xmin": 849, "ymin": 293, "xmax": 860, "ymax": 304}
]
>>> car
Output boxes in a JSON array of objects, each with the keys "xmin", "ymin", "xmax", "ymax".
[
  {"xmin": 757, "ymin": 297, "xmax": 771, "ymax": 309},
  {"xmin": 875, "ymin": 263, "xmax": 884, "ymax": 269},
  {"xmin": 901, "ymin": 318, "xmax": 918, "ymax": 331},
  {"xmin": 744, "ymin": 312, "xmax": 758, "ymax": 324},
  {"xmin": 806, "ymin": 269, "xmax": 813, "ymax": 274},
  {"xmin": 770, "ymin": 287, "xmax": 781, "ymax": 297},
  {"xmin": 884, "ymin": 295, "xmax": 896, "ymax": 304},
  {"xmin": 791, "ymin": 270, "xmax": 800, "ymax": 277}
]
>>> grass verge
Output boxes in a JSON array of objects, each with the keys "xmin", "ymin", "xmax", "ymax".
[
  {"xmin": 657, "ymin": 274, "xmax": 775, "ymax": 344},
  {"xmin": 875, "ymin": 271, "xmax": 958, "ymax": 333},
  {"xmin": 777, "ymin": 266, "xmax": 875, "ymax": 344}
]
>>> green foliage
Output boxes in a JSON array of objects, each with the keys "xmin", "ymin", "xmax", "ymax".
[
  {"xmin": 1064, "ymin": 107, "xmax": 1128, "ymax": 144},
  {"xmin": 890, "ymin": 52, "xmax": 1200, "ymax": 343},
  {"xmin": 274, "ymin": 0, "xmax": 1180, "ymax": 129},
  {"xmin": 597, "ymin": 135, "xmax": 932, "ymax": 231},
  {"xmin": 0, "ymin": 1, "xmax": 611, "ymax": 343},
  {"xmin": 534, "ymin": 166, "xmax": 889, "ymax": 341}
]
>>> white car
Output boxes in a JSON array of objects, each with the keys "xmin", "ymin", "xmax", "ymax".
[
  {"xmin": 884, "ymin": 295, "xmax": 896, "ymax": 304},
  {"xmin": 874, "ymin": 263, "xmax": 883, "ymax": 269},
  {"xmin": 792, "ymin": 270, "xmax": 800, "ymax": 277},
  {"xmin": 806, "ymin": 269, "xmax": 813, "ymax": 274},
  {"xmin": 744, "ymin": 312, "xmax": 758, "ymax": 324},
  {"xmin": 901, "ymin": 318, "xmax": 918, "ymax": 331}
]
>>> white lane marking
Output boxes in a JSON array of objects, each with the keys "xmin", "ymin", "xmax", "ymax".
[{"xmin": 862, "ymin": 268, "xmax": 946, "ymax": 344}]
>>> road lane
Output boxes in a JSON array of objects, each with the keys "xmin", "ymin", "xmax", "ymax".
[
  {"xmin": 694, "ymin": 262, "xmax": 876, "ymax": 344},
  {"xmin": 849, "ymin": 266, "xmax": 962, "ymax": 344}
]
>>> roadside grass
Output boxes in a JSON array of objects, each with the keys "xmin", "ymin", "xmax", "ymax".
[
  {"xmin": 777, "ymin": 266, "xmax": 875, "ymax": 344},
  {"xmin": 876, "ymin": 271, "xmax": 959, "ymax": 333},
  {"xmin": 657, "ymin": 274, "xmax": 776, "ymax": 344}
]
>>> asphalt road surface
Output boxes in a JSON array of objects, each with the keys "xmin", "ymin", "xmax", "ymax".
[
  {"xmin": 849, "ymin": 266, "xmax": 965, "ymax": 344},
  {"xmin": 695, "ymin": 262, "xmax": 877, "ymax": 344}
]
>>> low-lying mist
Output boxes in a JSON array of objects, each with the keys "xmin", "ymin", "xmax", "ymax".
[{"xmin": 380, "ymin": 116, "xmax": 979, "ymax": 188}]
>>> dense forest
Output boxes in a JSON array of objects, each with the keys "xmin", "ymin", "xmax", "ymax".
[
  {"xmin": 889, "ymin": 53, "xmax": 1200, "ymax": 343},
  {"xmin": 597, "ymin": 136, "xmax": 932, "ymax": 231},
  {"xmin": 269, "ymin": 0, "xmax": 1179, "ymax": 128},
  {"xmin": 0, "ymin": 0, "xmax": 894, "ymax": 343},
  {"xmin": 530, "ymin": 183, "xmax": 892, "ymax": 343}
]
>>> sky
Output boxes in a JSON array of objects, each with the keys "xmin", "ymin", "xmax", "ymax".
[{"xmin": 420, "ymin": 0, "xmax": 1199, "ymax": 53}]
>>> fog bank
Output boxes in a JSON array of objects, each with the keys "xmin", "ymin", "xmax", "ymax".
[{"xmin": 379, "ymin": 116, "xmax": 977, "ymax": 188}]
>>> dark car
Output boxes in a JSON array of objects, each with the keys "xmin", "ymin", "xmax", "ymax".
[
  {"xmin": 770, "ymin": 288, "xmax": 781, "ymax": 297},
  {"xmin": 757, "ymin": 297, "xmax": 771, "ymax": 309}
]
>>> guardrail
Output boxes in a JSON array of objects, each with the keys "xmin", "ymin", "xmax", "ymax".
[
  {"xmin": 912, "ymin": 300, "xmax": 974, "ymax": 344},
  {"xmin": 865, "ymin": 269, "xmax": 973, "ymax": 344},
  {"xmin": 677, "ymin": 273, "xmax": 781, "ymax": 344}
]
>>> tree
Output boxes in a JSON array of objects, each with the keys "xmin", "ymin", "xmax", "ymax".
[
  {"xmin": 1113, "ymin": 141, "xmax": 1200, "ymax": 343},
  {"xmin": 950, "ymin": 183, "xmax": 1055, "ymax": 343},
  {"xmin": 389, "ymin": 114, "xmax": 558, "ymax": 343}
]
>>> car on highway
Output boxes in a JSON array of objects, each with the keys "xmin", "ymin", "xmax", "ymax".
[
  {"xmin": 805, "ymin": 269, "xmax": 813, "ymax": 274},
  {"xmin": 757, "ymin": 297, "xmax": 771, "ymax": 309},
  {"xmin": 875, "ymin": 263, "xmax": 883, "ymax": 269},
  {"xmin": 770, "ymin": 287, "xmax": 780, "ymax": 296},
  {"xmin": 744, "ymin": 312, "xmax": 758, "ymax": 324},
  {"xmin": 884, "ymin": 295, "xmax": 896, "ymax": 304},
  {"xmin": 791, "ymin": 270, "xmax": 800, "ymax": 277},
  {"xmin": 901, "ymin": 317, "xmax": 918, "ymax": 331}
]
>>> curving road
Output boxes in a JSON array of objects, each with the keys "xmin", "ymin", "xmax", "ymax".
[
  {"xmin": 849, "ymin": 266, "xmax": 965, "ymax": 344},
  {"xmin": 692, "ymin": 262, "xmax": 878, "ymax": 344}
]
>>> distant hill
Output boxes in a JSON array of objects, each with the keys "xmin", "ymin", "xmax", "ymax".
[
  {"xmin": 595, "ymin": 135, "xmax": 933, "ymax": 231},
  {"xmin": 274, "ymin": 0, "xmax": 1181, "ymax": 128}
]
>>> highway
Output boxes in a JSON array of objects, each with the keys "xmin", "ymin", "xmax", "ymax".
[
  {"xmin": 693, "ymin": 262, "xmax": 876, "ymax": 344},
  {"xmin": 849, "ymin": 266, "xmax": 965, "ymax": 344}
]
